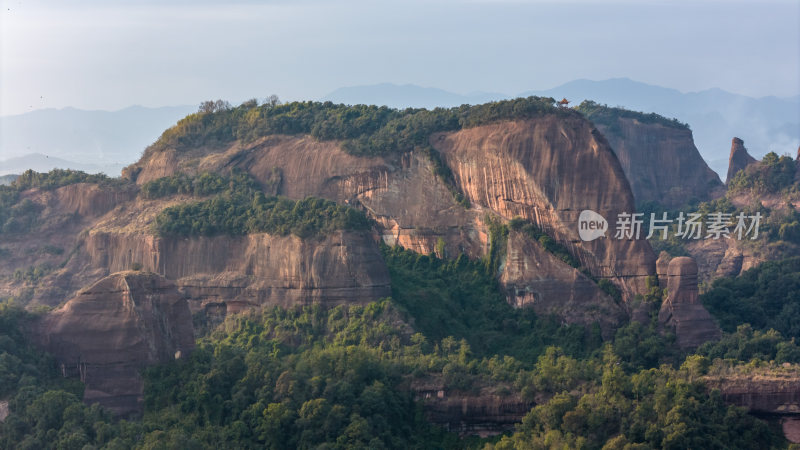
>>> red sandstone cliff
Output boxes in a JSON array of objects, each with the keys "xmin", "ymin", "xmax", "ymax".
[
  {"xmin": 33, "ymin": 272, "xmax": 195, "ymax": 417},
  {"xmin": 726, "ymin": 137, "xmax": 757, "ymax": 185}
]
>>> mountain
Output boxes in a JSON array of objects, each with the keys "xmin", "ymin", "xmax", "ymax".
[
  {"xmin": 1, "ymin": 98, "xmax": 798, "ymax": 447},
  {"xmin": 0, "ymin": 105, "xmax": 196, "ymax": 175},
  {"xmin": 0, "ymin": 174, "xmax": 17, "ymax": 186},
  {"xmin": 523, "ymin": 78, "xmax": 800, "ymax": 174},
  {"xmin": 322, "ymin": 83, "xmax": 506, "ymax": 109},
  {"xmin": 0, "ymin": 153, "xmax": 124, "ymax": 176}
]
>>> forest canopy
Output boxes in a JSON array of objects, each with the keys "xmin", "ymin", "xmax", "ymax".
[{"xmin": 150, "ymin": 96, "xmax": 574, "ymax": 157}]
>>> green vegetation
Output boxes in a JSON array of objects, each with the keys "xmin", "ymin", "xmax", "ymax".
[
  {"xmin": 140, "ymin": 170, "xmax": 282, "ymax": 200},
  {"xmin": 151, "ymin": 96, "xmax": 573, "ymax": 157},
  {"xmin": 0, "ymin": 255, "xmax": 792, "ymax": 449},
  {"xmin": 383, "ymin": 244, "xmax": 601, "ymax": 363},
  {"xmin": 575, "ymin": 100, "xmax": 690, "ymax": 137},
  {"xmin": 152, "ymin": 171, "xmax": 371, "ymax": 239},
  {"xmin": 141, "ymin": 172, "xmax": 230, "ymax": 199},
  {"xmin": 701, "ymin": 257, "xmax": 800, "ymax": 340},
  {"xmin": 728, "ymin": 152, "xmax": 798, "ymax": 195},
  {"xmin": 13, "ymin": 264, "xmax": 53, "ymax": 284},
  {"xmin": 489, "ymin": 350, "xmax": 779, "ymax": 450},
  {"xmin": 0, "ymin": 197, "xmax": 42, "ymax": 235},
  {"xmin": 12, "ymin": 169, "xmax": 120, "ymax": 191},
  {"xmin": 155, "ymin": 194, "xmax": 371, "ymax": 239},
  {"xmin": 698, "ymin": 325, "xmax": 800, "ymax": 364},
  {"xmin": 484, "ymin": 215, "xmax": 509, "ymax": 276}
]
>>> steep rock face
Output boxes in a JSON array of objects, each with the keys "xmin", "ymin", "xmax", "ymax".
[
  {"xmin": 52, "ymin": 183, "xmax": 137, "ymax": 218},
  {"xmin": 704, "ymin": 373, "xmax": 800, "ymax": 415},
  {"xmin": 726, "ymin": 137, "xmax": 757, "ymax": 184},
  {"xmin": 33, "ymin": 272, "xmax": 194, "ymax": 417},
  {"xmin": 500, "ymin": 230, "xmax": 625, "ymax": 332},
  {"xmin": 684, "ymin": 238, "xmax": 764, "ymax": 286},
  {"xmin": 595, "ymin": 118, "xmax": 722, "ymax": 207},
  {"xmin": 658, "ymin": 257, "xmax": 721, "ymax": 348},
  {"xmin": 131, "ymin": 137, "xmax": 487, "ymax": 260},
  {"xmin": 127, "ymin": 115, "xmax": 658, "ymax": 316},
  {"xmin": 704, "ymin": 371, "xmax": 800, "ymax": 443},
  {"xmin": 84, "ymin": 230, "xmax": 392, "ymax": 312},
  {"xmin": 411, "ymin": 379, "xmax": 531, "ymax": 437},
  {"xmin": 420, "ymin": 393, "xmax": 531, "ymax": 437},
  {"xmin": 432, "ymin": 117, "xmax": 657, "ymax": 299}
]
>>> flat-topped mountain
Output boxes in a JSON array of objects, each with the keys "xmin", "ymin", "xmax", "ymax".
[{"xmin": 0, "ymin": 96, "xmax": 738, "ymax": 423}]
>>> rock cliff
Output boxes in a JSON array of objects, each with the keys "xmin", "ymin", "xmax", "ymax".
[
  {"xmin": 124, "ymin": 114, "xmax": 657, "ymax": 319},
  {"xmin": 704, "ymin": 370, "xmax": 800, "ymax": 443},
  {"xmin": 33, "ymin": 272, "xmax": 195, "ymax": 417},
  {"xmin": 432, "ymin": 117, "xmax": 657, "ymax": 299},
  {"xmin": 658, "ymin": 257, "xmax": 721, "ymax": 348},
  {"xmin": 726, "ymin": 137, "xmax": 757, "ymax": 184},
  {"xmin": 500, "ymin": 230, "xmax": 625, "ymax": 332},
  {"xmin": 411, "ymin": 379, "xmax": 531, "ymax": 437},
  {"xmin": 594, "ymin": 118, "xmax": 722, "ymax": 207},
  {"xmin": 84, "ymin": 229, "xmax": 392, "ymax": 313}
]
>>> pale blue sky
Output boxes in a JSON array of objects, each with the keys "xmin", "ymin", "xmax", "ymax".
[{"xmin": 1, "ymin": 0, "xmax": 798, "ymax": 116}]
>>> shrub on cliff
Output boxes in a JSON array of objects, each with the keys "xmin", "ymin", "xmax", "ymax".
[
  {"xmin": 154, "ymin": 192, "xmax": 372, "ymax": 238},
  {"xmin": 12, "ymin": 169, "xmax": 120, "ymax": 191},
  {"xmin": 701, "ymin": 257, "xmax": 800, "ymax": 340},
  {"xmin": 727, "ymin": 152, "xmax": 798, "ymax": 195},
  {"xmin": 575, "ymin": 100, "xmax": 689, "ymax": 135}
]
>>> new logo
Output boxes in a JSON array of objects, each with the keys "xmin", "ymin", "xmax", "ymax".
[{"xmin": 578, "ymin": 210, "xmax": 608, "ymax": 241}]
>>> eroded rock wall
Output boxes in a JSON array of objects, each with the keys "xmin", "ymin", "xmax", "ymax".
[
  {"xmin": 595, "ymin": 118, "xmax": 722, "ymax": 207},
  {"xmin": 33, "ymin": 272, "xmax": 195, "ymax": 417}
]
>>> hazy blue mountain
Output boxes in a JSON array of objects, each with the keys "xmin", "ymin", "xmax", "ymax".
[
  {"xmin": 523, "ymin": 78, "xmax": 800, "ymax": 172},
  {"xmin": 0, "ymin": 174, "xmax": 18, "ymax": 186},
  {"xmin": 0, "ymin": 105, "xmax": 195, "ymax": 175},
  {"xmin": 0, "ymin": 153, "xmax": 124, "ymax": 176},
  {"xmin": 322, "ymin": 83, "xmax": 506, "ymax": 109}
]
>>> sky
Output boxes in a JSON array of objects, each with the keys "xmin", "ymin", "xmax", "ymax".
[{"xmin": 1, "ymin": 0, "xmax": 798, "ymax": 116}]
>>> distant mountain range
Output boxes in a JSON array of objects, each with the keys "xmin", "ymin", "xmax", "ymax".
[
  {"xmin": 1, "ymin": 80, "xmax": 797, "ymax": 178},
  {"xmin": 324, "ymin": 79, "xmax": 800, "ymax": 177},
  {"xmin": 0, "ymin": 105, "xmax": 195, "ymax": 176},
  {"xmin": 0, "ymin": 153, "xmax": 125, "ymax": 177}
]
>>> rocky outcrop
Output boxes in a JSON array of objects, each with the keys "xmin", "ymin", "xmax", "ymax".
[
  {"xmin": 433, "ymin": 117, "xmax": 657, "ymax": 299},
  {"xmin": 126, "ymin": 114, "xmax": 658, "ymax": 318},
  {"xmin": 500, "ymin": 230, "xmax": 625, "ymax": 333},
  {"xmin": 684, "ymin": 238, "xmax": 765, "ymax": 286},
  {"xmin": 704, "ymin": 369, "xmax": 800, "ymax": 443},
  {"xmin": 704, "ymin": 372, "xmax": 800, "ymax": 415},
  {"xmin": 412, "ymin": 379, "xmax": 531, "ymax": 437},
  {"xmin": 33, "ymin": 272, "xmax": 195, "ymax": 417},
  {"xmin": 726, "ymin": 137, "xmax": 757, "ymax": 184},
  {"xmin": 84, "ymin": 230, "xmax": 392, "ymax": 312},
  {"xmin": 658, "ymin": 257, "xmax": 721, "ymax": 348},
  {"xmin": 420, "ymin": 393, "xmax": 531, "ymax": 437},
  {"xmin": 595, "ymin": 118, "xmax": 722, "ymax": 207}
]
